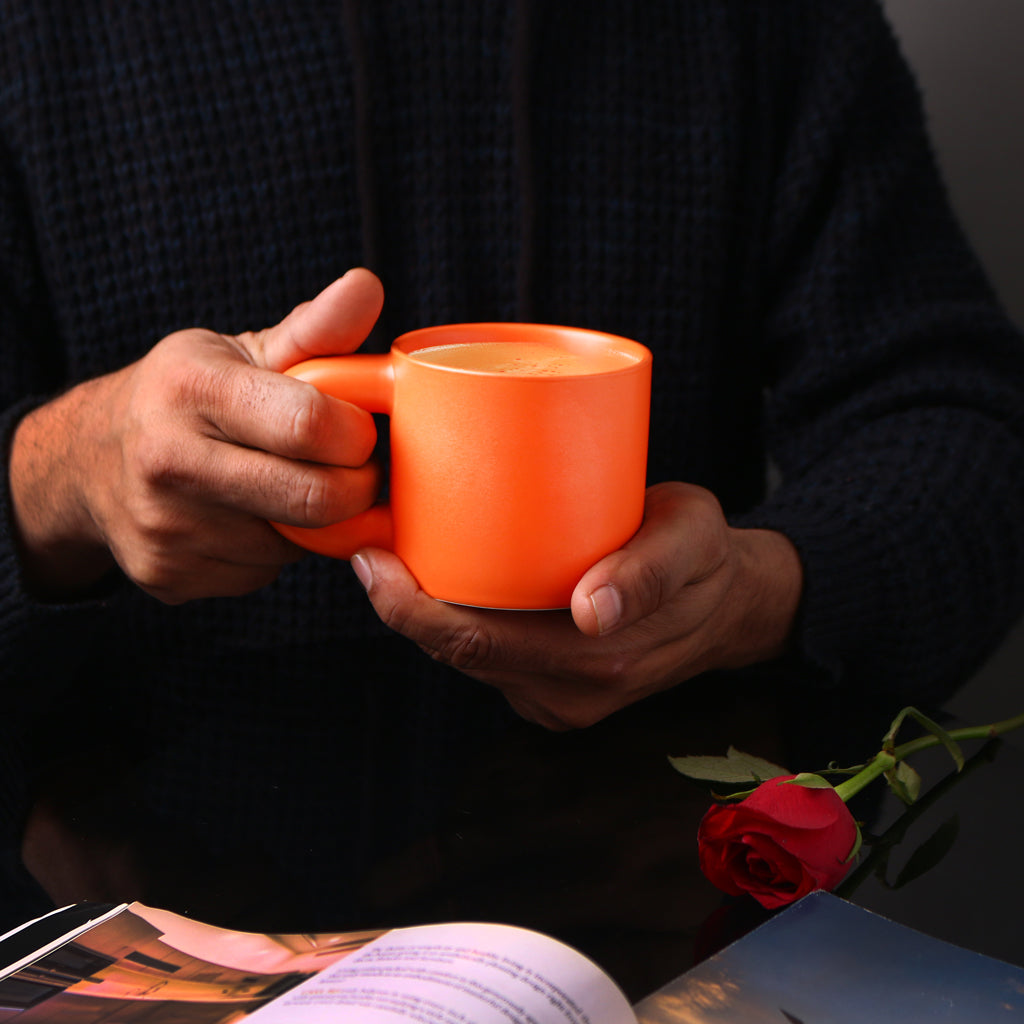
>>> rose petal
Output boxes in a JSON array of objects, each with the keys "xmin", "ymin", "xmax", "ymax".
[
  {"xmin": 741, "ymin": 776, "xmax": 848, "ymax": 829},
  {"xmin": 740, "ymin": 834, "xmax": 816, "ymax": 908}
]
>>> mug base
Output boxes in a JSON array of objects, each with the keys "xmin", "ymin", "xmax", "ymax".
[{"xmin": 439, "ymin": 599, "xmax": 569, "ymax": 612}]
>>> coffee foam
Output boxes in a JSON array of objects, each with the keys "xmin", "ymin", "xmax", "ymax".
[{"xmin": 408, "ymin": 340, "xmax": 635, "ymax": 376}]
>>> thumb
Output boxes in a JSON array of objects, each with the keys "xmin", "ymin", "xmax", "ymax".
[
  {"xmin": 569, "ymin": 482, "xmax": 727, "ymax": 637},
  {"xmin": 247, "ymin": 267, "xmax": 385, "ymax": 372}
]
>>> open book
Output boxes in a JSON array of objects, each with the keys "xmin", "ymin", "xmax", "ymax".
[
  {"xmin": 1, "ymin": 892, "xmax": 1021, "ymax": 1023},
  {"xmin": 0, "ymin": 902, "xmax": 633, "ymax": 1024}
]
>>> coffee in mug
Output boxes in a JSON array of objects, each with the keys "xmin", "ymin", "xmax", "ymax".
[{"xmin": 407, "ymin": 340, "xmax": 632, "ymax": 376}]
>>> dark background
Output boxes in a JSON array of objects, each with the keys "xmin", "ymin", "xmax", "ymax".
[{"xmin": 864, "ymin": 0, "xmax": 1024, "ymax": 965}]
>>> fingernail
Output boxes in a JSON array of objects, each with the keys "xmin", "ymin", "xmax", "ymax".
[
  {"xmin": 351, "ymin": 553, "xmax": 374, "ymax": 593},
  {"xmin": 589, "ymin": 584, "xmax": 623, "ymax": 634}
]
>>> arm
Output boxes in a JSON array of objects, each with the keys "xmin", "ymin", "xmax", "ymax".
[
  {"xmin": 735, "ymin": 0, "xmax": 1024, "ymax": 698},
  {"xmin": 8, "ymin": 269, "xmax": 385, "ymax": 603}
]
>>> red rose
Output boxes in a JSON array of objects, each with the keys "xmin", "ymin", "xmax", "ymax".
[{"xmin": 696, "ymin": 775, "xmax": 858, "ymax": 909}]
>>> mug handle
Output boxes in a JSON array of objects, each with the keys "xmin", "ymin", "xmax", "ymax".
[{"xmin": 270, "ymin": 355, "xmax": 396, "ymax": 559}]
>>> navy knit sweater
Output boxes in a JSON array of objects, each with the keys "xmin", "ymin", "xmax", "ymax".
[{"xmin": 0, "ymin": 0, "xmax": 1022, "ymax": 929}]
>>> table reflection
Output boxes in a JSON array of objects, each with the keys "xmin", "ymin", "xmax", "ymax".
[{"xmin": 15, "ymin": 662, "xmax": 1024, "ymax": 1004}]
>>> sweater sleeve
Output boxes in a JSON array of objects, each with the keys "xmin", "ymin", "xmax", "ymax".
[
  {"xmin": 0, "ymin": 131, "xmax": 128, "ymax": 852},
  {"xmin": 732, "ymin": 0, "xmax": 1024, "ymax": 702},
  {"xmin": 0, "ymin": 135, "xmax": 126, "ymax": 675}
]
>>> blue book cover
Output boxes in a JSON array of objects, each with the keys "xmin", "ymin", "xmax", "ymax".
[{"xmin": 635, "ymin": 891, "xmax": 1024, "ymax": 1023}]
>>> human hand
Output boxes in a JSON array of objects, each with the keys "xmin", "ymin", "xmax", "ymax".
[
  {"xmin": 351, "ymin": 482, "xmax": 804, "ymax": 729},
  {"xmin": 10, "ymin": 269, "xmax": 385, "ymax": 601}
]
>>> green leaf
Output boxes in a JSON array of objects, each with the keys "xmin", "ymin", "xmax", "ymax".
[
  {"xmin": 883, "ymin": 706, "xmax": 913, "ymax": 749},
  {"xmin": 667, "ymin": 746, "xmax": 789, "ymax": 785},
  {"xmin": 893, "ymin": 815, "xmax": 960, "ymax": 889},
  {"xmin": 885, "ymin": 760, "xmax": 922, "ymax": 805},
  {"xmin": 884, "ymin": 706, "xmax": 965, "ymax": 772},
  {"xmin": 785, "ymin": 772, "xmax": 835, "ymax": 789},
  {"xmin": 709, "ymin": 785, "xmax": 759, "ymax": 803}
]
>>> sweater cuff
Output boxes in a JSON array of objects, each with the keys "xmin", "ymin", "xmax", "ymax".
[{"xmin": 729, "ymin": 501, "xmax": 897, "ymax": 695}]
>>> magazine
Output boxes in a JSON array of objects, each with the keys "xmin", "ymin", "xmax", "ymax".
[{"xmin": 634, "ymin": 890, "xmax": 1024, "ymax": 1023}]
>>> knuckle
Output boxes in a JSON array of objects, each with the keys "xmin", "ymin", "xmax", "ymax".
[
  {"xmin": 131, "ymin": 499, "xmax": 188, "ymax": 555},
  {"xmin": 688, "ymin": 488, "xmax": 729, "ymax": 553},
  {"xmin": 288, "ymin": 464, "xmax": 377, "ymax": 527},
  {"xmin": 286, "ymin": 469, "xmax": 336, "ymax": 526},
  {"xmin": 425, "ymin": 624, "xmax": 495, "ymax": 673},
  {"xmin": 237, "ymin": 328, "xmax": 270, "ymax": 363},
  {"xmin": 165, "ymin": 351, "xmax": 216, "ymax": 410},
  {"xmin": 132, "ymin": 437, "xmax": 191, "ymax": 492},
  {"xmin": 287, "ymin": 387, "xmax": 332, "ymax": 455},
  {"xmin": 630, "ymin": 556, "xmax": 671, "ymax": 613},
  {"xmin": 693, "ymin": 521, "xmax": 730, "ymax": 581},
  {"xmin": 122, "ymin": 548, "xmax": 184, "ymax": 601}
]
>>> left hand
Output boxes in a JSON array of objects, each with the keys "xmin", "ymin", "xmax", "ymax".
[{"xmin": 351, "ymin": 481, "xmax": 803, "ymax": 730}]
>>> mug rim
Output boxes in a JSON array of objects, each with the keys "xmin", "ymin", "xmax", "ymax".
[{"xmin": 392, "ymin": 322, "xmax": 651, "ymax": 378}]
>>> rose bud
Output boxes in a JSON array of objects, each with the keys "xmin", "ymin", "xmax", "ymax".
[{"xmin": 697, "ymin": 775, "xmax": 858, "ymax": 909}]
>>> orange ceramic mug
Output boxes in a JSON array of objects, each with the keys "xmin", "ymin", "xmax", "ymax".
[{"xmin": 272, "ymin": 323, "xmax": 651, "ymax": 609}]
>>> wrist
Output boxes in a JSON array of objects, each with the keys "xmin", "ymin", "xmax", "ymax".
[
  {"xmin": 721, "ymin": 527, "xmax": 804, "ymax": 668},
  {"xmin": 9, "ymin": 381, "xmax": 115, "ymax": 596}
]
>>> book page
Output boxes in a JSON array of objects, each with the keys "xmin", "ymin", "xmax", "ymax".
[{"xmin": 249, "ymin": 921, "xmax": 636, "ymax": 1024}]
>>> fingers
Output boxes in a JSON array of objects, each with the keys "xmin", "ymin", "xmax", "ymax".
[
  {"xmin": 351, "ymin": 548, "xmax": 566, "ymax": 689},
  {"xmin": 351, "ymin": 548, "xmax": 509, "ymax": 673},
  {"xmin": 123, "ymin": 524, "xmax": 304, "ymax": 605},
  {"xmin": 353, "ymin": 483, "xmax": 729, "ymax": 658},
  {"xmin": 88, "ymin": 326, "xmax": 387, "ymax": 602},
  {"xmin": 242, "ymin": 268, "xmax": 385, "ymax": 372},
  {"xmin": 571, "ymin": 482, "xmax": 730, "ymax": 637},
  {"xmin": 352, "ymin": 481, "xmax": 801, "ymax": 733},
  {"xmin": 134, "ymin": 330, "xmax": 381, "ymax": 524},
  {"xmin": 351, "ymin": 548, "xmax": 639, "ymax": 730},
  {"xmin": 346, "ymin": 483, "xmax": 737, "ymax": 731},
  {"xmin": 183, "ymin": 339, "xmax": 378, "ymax": 466},
  {"xmin": 139, "ymin": 436, "xmax": 384, "ymax": 527}
]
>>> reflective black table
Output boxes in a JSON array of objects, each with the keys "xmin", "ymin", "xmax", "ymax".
[
  {"xmin": 14, "ymin": 621, "xmax": 1024, "ymax": 1005},
  {"xmin": 847, "ymin": 622, "xmax": 1024, "ymax": 974}
]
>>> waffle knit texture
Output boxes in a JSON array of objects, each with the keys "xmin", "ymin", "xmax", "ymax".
[{"xmin": 0, "ymin": 0, "xmax": 1022, "ymax": 926}]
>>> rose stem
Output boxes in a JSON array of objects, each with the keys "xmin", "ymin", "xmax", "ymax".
[{"xmin": 834, "ymin": 711, "xmax": 1024, "ymax": 804}]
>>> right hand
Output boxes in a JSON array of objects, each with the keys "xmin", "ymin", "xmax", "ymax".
[{"xmin": 10, "ymin": 268, "xmax": 385, "ymax": 602}]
